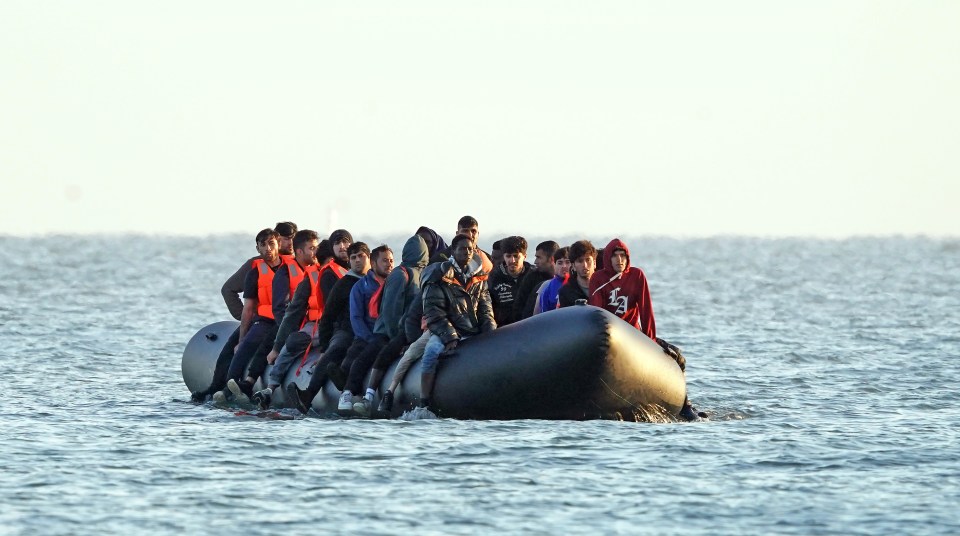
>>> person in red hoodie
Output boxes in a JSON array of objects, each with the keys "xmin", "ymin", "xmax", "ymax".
[
  {"xmin": 588, "ymin": 238, "xmax": 656, "ymax": 339},
  {"xmin": 588, "ymin": 238, "xmax": 705, "ymax": 421}
]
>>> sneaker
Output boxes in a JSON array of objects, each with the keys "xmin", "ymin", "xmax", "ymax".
[
  {"xmin": 212, "ymin": 390, "xmax": 228, "ymax": 403},
  {"xmin": 337, "ymin": 391, "xmax": 354, "ymax": 411},
  {"xmin": 377, "ymin": 390, "xmax": 394, "ymax": 413},
  {"xmin": 286, "ymin": 383, "xmax": 312, "ymax": 415},
  {"xmin": 252, "ymin": 388, "xmax": 273, "ymax": 410},
  {"xmin": 227, "ymin": 379, "xmax": 252, "ymax": 403},
  {"xmin": 353, "ymin": 398, "xmax": 372, "ymax": 417},
  {"xmin": 327, "ymin": 363, "xmax": 347, "ymax": 391}
]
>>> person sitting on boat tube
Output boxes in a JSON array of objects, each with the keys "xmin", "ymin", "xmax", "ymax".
[
  {"xmin": 419, "ymin": 234, "xmax": 497, "ymax": 412},
  {"xmin": 515, "ymin": 240, "xmax": 560, "ymax": 320},
  {"xmin": 558, "ymin": 240, "xmax": 597, "ymax": 308},
  {"xmin": 588, "ymin": 238, "xmax": 656, "ymax": 340},
  {"xmin": 191, "ymin": 221, "xmax": 296, "ymax": 402},
  {"xmin": 488, "ymin": 235, "xmax": 534, "ymax": 327},
  {"xmin": 336, "ymin": 245, "xmax": 395, "ymax": 412},
  {"xmin": 212, "ymin": 228, "xmax": 286, "ymax": 403},
  {"xmin": 533, "ymin": 246, "xmax": 570, "ymax": 314},
  {"xmin": 588, "ymin": 238, "xmax": 704, "ymax": 421}
]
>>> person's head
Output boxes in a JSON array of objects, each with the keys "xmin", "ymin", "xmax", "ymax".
[
  {"xmin": 347, "ymin": 242, "xmax": 371, "ymax": 275},
  {"xmin": 554, "ymin": 246, "xmax": 571, "ymax": 278},
  {"xmin": 450, "ymin": 233, "xmax": 476, "ymax": 269},
  {"xmin": 315, "ymin": 239, "xmax": 334, "ymax": 266},
  {"xmin": 610, "ymin": 248, "xmax": 628, "ymax": 274},
  {"xmin": 533, "ymin": 240, "xmax": 560, "ymax": 276},
  {"xmin": 371, "ymin": 245, "xmax": 394, "ymax": 278},
  {"xmin": 255, "ymin": 228, "xmax": 281, "ymax": 264},
  {"xmin": 456, "ymin": 215, "xmax": 479, "ymax": 243},
  {"xmin": 292, "ymin": 230, "xmax": 320, "ymax": 267},
  {"xmin": 568, "ymin": 240, "xmax": 597, "ymax": 284},
  {"xmin": 328, "ymin": 229, "xmax": 353, "ymax": 263},
  {"xmin": 274, "ymin": 221, "xmax": 298, "ymax": 255},
  {"xmin": 501, "ymin": 236, "xmax": 528, "ymax": 277},
  {"xmin": 491, "ymin": 239, "xmax": 504, "ymax": 268}
]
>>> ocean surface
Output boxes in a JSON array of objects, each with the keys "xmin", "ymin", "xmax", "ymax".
[{"xmin": 2, "ymin": 234, "xmax": 958, "ymax": 535}]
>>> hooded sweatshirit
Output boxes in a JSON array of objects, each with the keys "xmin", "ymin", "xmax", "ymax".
[
  {"xmin": 373, "ymin": 235, "xmax": 429, "ymax": 339},
  {"xmin": 587, "ymin": 238, "xmax": 657, "ymax": 340}
]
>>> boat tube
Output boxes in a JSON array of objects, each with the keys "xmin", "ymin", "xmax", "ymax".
[{"xmin": 182, "ymin": 305, "xmax": 687, "ymax": 421}]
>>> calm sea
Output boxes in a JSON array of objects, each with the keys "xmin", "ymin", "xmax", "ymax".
[{"xmin": 2, "ymin": 234, "xmax": 958, "ymax": 535}]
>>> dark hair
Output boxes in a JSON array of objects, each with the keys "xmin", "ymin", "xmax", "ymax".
[
  {"xmin": 501, "ymin": 236, "xmax": 527, "ymax": 255},
  {"xmin": 536, "ymin": 240, "xmax": 560, "ymax": 256},
  {"xmin": 553, "ymin": 246, "xmax": 570, "ymax": 262},
  {"xmin": 293, "ymin": 230, "xmax": 319, "ymax": 251},
  {"xmin": 256, "ymin": 228, "xmax": 280, "ymax": 245},
  {"xmin": 491, "ymin": 239, "xmax": 502, "ymax": 251},
  {"xmin": 348, "ymin": 242, "xmax": 370, "ymax": 257},
  {"xmin": 568, "ymin": 240, "xmax": 597, "ymax": 264},
  {"xmin": 457, "ymin": 215, "xmax": 478, "ymax": 229},
  {"xmin": 316, "ymin": 239, "xmax": 333, "ymax": 263},
  {"xmin": 450, "ymin": 233, "xmax": 475, "ymax": 248},
  {"xmin": 371, "ymin": 244, "xmax": 392, "ymax": 263},
  {"xmin": 274, "ymin": 221, "xmax": 298, "ymax": 238}
]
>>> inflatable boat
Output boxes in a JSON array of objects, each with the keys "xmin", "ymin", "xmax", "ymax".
[{"xmin": 182, "ymin": 305, "xmax": 687, "ymax": 421}]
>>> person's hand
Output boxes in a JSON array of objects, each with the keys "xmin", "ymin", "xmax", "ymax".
[
  {"xmin": 444, "ymin": 340, "xmax": 458, "ymax": 353},
  {"xmin": 266, "ymin": 349, "xmax": 279, "ymax": 365}
]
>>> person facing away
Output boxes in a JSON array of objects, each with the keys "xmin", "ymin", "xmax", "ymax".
[
  {"xmin": 488, "ymin": 235, "xmax": 533, "ymax": 327},
  {"xmin": 515, "ymin": 240, "xmax": 560, "ymax": 320},
  {"xmin": 220, "ymin": 221, "xmax": 298, "ymax": 321},
  {"xmin": 414, "ymin": 226, "xmax": 448, "ymax": 261},
  {"xmin": 588, "ymin": 238, "xmax": 656, "ymax": 340},
  {"xmin": 212, "ymin": 228, "xmax": 286, "ymax": 403},
  {"xmin": 534, "ymin": 246, "xmax": 570, "ymax": 314},
  {"xmin": 558, "ymin": 240, "xmax": 597, "ymax": 308},
  {"xmin": 287, "ymin": 242, "xmax": 371, "ymax": 413},
  {"xmin": 418, "ymin": 234, "xmax": 496, "ymax": 411}
]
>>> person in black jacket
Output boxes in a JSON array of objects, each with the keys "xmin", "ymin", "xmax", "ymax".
[
  {"xmin": 514, "ymin": 240, "xmax": 559, "ymax": 320},
  {"xmin": 557, "ymin": 240, "xmax": 597, "ymax": 308},
  {"xmin": 488, "ymin": 235, "xmax": 533, "ymax": 327},
  {"xmin": 287, "ymin": 242, "xmax": 370, "ymax": 414},
  {"xmin": 418, "ymin": 234, "xmax": 496, "ymax": 411}
]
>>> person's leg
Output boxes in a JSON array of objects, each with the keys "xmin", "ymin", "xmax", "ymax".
[
  {"xmin": 219, "ymin": 322, "xmax": 270, "ymax": 402},
  {"xmin": 337, "ymin": 339, "xmax": 368, "ymax": 409},
  {"xmin": 387, "ymin": 331, "xmax": 430, "ymax": 393},
  {"xmin": 245, "ymin": 324, "xmax": 279, "ymax": 385},
  {"xmin": 267, "ymin": 330, "xmax": 312, "ymax": 389},
  {"xmin": 346, "ymin": 335, "xmax": 387, "ymax": 397},
  {"xmin": 418, "ymin": 335, "xmax": 446, "ymax": 409},
  {"xmin": 194, "ymin": 326, "xmax": 240, "ymax": 400},
  {"xmin": 289, "ymin": 329, "xmax": 352, "ymax": 413}
]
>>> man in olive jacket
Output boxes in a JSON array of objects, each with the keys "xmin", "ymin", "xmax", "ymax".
[{"xmin": 419, "ymin": 234, "xmax": 496, "ymax": 410}]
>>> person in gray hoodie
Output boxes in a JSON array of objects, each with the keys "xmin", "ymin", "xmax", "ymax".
[{"xmin": 351, "ymin": 234, "xmax": 429, "ymax": 416}]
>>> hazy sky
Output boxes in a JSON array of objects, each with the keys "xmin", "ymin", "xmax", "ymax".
[{"xmin": 2, "ymin": 1, "xmax": 958, "ymax": 239}]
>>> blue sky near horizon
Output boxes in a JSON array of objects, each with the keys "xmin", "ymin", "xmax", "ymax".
[{"xmin": 2, "ymin": 1, "xmax": 958, "ymax": 239}]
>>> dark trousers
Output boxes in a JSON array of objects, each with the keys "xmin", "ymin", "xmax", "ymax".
[
  {"xmin": 345, "ymin": 335, "xmax": 389, "ymax": 394},
  {"xmin": 226, "ymin": 321, "xmax": 274, "ymax": 383},
  {"xmin": 372, "ymin": 333, "xmax": 409, "ymax": 371},
  {"xmin": 306, "ymin": 328, "xmax": 353, "ymax": 394},
  {"xmin": 203, "ymin": 326, "xmax": 241, "ymax": 396},
  {"xmin": 246, "ymin": 324, "xmax": 279, "ymax": 382}
]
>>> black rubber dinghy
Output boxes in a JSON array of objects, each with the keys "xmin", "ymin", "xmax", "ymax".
[{"xmin": 182, "ymin": 305, "xmax": 687, "ymax": 421}]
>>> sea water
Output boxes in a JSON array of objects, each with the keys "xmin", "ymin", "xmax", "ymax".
[{"xmin": 1, "ymin": 234, "xmax": 958, "ymax": 535}]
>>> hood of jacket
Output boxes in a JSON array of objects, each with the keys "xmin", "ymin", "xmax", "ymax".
[
  {"xmin": 402, "ymin": 234, "xmax": 429, "ymax": 269},
  {"xmin": 601, "ymin": 238, "xmax": 631, "ymax": 272}
]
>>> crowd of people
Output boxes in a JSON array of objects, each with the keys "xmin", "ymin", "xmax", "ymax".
[{"xmin": 194, "ymin": 215, "xmax": 703, "ymax": 421}]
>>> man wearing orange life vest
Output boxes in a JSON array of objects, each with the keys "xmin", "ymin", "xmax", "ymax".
[
  {"xmin": 248, "ymin": 230, "xmax": 322, "ymax": 407},
  {"xmin": 213, "ymin": 228, "xmax": 286, "ymax": 404}
]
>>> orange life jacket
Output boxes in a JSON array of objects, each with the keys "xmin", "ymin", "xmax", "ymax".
[
  {"xmin": 282, "ymin": 257, "xmax": 309, "ymax": 300},
  {"xmin": 252, "ymin": 258, "xmax": 281, "ymax": 319},
  {"xmin": 304, "ymin": 265, "xmax": 322, "ymax": 322}
]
